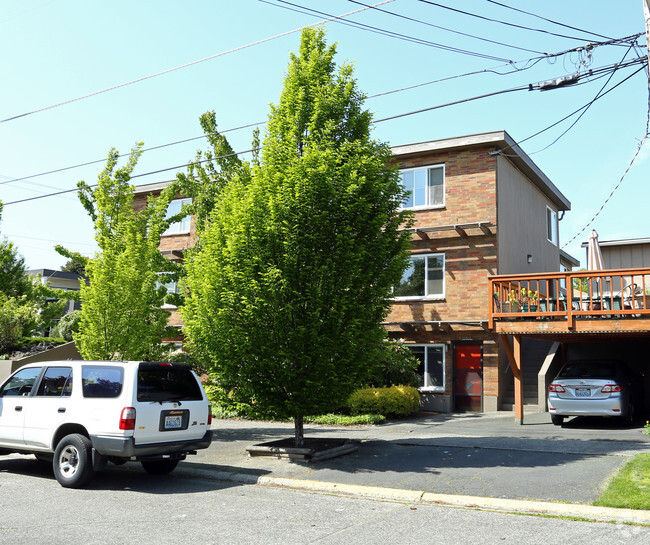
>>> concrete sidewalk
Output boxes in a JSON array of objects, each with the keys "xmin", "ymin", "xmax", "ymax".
[{"xmin": 178, "ymin": 411, "xmax": 650, "ymax": 524}]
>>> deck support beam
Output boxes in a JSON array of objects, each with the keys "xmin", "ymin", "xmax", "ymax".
[{"xmin": 500, "ymin": 334, "xmax": 524, "ymax": 425}]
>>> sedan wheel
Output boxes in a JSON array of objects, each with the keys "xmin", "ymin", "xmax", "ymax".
[{"xmin": 551, "ymin": 414, "xmax": 565, "ymax": 426}]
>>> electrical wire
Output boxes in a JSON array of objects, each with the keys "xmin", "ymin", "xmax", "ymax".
[
  {"xmin": 417, "ymin": 0, "xmax": 611, "ymax": 42},
  {"xmin": 345, "ymin": 0, "xmax": 546, "ymax": 55},
  {"xmin": 0, "ymin": 121, "xmax": 265, "ymax": 186},
  {"xmin": 483, "ymin": 0, "xmax": 614, "ymax": 41},
  {"xmin": 3, "ymin": 56, "xmax": 645, "ymax": 207},
  {"xmin": 0, "ymin": 0, "xmax": 393, "ymax": 125},
  {"xmin": 493, "ymin": 58, "xmax": 647, "ymax": 156},
  {"xmin": 562, "ymin": 131, "xmax": 649, "ymax": 249},
  {"xmin": 263, "ymin": 0, "xmax": 512, "ymax": 62}
]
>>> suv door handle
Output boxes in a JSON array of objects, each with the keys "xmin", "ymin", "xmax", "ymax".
[
  {"xmin": 15, "ymin": 406, "xmax": 23, "ymax": 412},
  {"xmin": 58, "ymin": 408, "xmax": 66, "ymax": 413}
]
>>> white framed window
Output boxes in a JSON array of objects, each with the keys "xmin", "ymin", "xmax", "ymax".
[
  {"xmin": 408, "ymin": 344, "xmax": 445, "ymax": 392},
  {"xmin": 163, "ymin": 198, "xmax": 192, "ymax": 236},
  {"xmin": 546, "ymin": 206, "xmax": 558, "ymax": 246},
  {"xmin": 399, "ymin": 165, "xmax": 445, "ymax": 209},
  {"xmin": 394, "ymin": 253, "xmax": 445, "ymax": 299}
]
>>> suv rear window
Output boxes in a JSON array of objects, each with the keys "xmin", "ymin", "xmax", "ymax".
[
  {"xmin": 137, "ymin": 363, "xmax": 203, "ymax": 402},
  {"xmin": 82, "ymin": 366, "xmax": 124, "ymax": 398}
]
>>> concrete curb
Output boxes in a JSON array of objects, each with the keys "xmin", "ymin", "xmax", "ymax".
[{"xmin": 178, "ymin": 466, "xmax": 650, "ymax": 525}]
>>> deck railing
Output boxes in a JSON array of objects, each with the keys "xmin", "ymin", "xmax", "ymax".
[{"xmin": 488, "ymin": 268, "xmax": 650, "ymax": 329}]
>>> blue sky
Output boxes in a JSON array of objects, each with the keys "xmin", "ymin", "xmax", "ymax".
[{"xmin": 1, "ymin": 0, "xmax": 648, "ymax": 269}]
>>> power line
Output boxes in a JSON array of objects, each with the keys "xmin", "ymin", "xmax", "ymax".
[
  {"xmin": 483, "ymin": 0, "xmax": 614, "ymax": 41},
  {"xmin": 0, "ymin": 0, "xmax": 393, "ymax": 125},
  {"xmin": 495, "ymin": 58, "xmax": 647, "ymax": 155},
  {"xmin": 417, "ymin": 0, "xmax": 610, "ymax": 42},
  {"xmin": 263, "ymin": 0, "xmax": 513, "ymax": 62},
  {"xmin": 346, "ymin": 0, "xmax": 547, "ymax": 56},
  {"xmin": 562, "ymin": 131, "xmax": 649, "ymax": 249},
  {"xmin": 3, "ymin": 56, "xmax": 645, "ymax": 207},
  {"xmin": 0, "ymin": 121, "xmax": 265, "ymax": 186}
]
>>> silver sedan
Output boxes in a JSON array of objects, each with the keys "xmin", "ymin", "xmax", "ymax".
[{"xmin": 547, "ymin": 360, "xmax": 637, "ymax": 426}]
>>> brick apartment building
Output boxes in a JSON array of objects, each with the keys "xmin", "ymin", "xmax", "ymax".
[{"xmin": 133, "ymin": 130, "xmax": 577, "ymax": 414}]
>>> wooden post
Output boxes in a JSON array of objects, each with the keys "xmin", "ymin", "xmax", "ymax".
[
  {"xmin": 499, "ymin": 334, "xmax": 524, "ymax": 425},
  {"xmin": 513, "ymin": 335, "xmax": 524, "ymax": 425}
]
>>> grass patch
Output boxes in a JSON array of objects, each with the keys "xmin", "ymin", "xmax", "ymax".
[{"xmin": 594, "ymin": 453, "xmax": 650, "ymax": 510}]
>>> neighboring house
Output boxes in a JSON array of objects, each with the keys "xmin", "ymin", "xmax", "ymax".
[
  {"xmin": 581, "ymin": 236, "xmax": 650, "ymax": 270},
  {"xmin": 133, "ymin": 130, "xmax": 576, "ymax": 414},
  {"xmin": 27, "ymin": 268, "xmax": 84, "ymax": 315}
]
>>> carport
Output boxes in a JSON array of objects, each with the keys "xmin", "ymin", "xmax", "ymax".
[{"xmin": 489, "ymin": 268, "xmax": 650, "ymax": 424}]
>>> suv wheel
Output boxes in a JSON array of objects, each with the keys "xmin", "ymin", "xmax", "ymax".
[
  {"xmin": 141, "ymin": 459, "xmax": 180, "ymax": 475},
  {"xmin": 53, "ymin": 434, "xmax": 95, "ymax": 488}
]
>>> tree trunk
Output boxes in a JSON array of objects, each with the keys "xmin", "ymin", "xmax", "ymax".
[{"xmin": 293, "ymin": 414, "xmax": 304, "ymax": 447}]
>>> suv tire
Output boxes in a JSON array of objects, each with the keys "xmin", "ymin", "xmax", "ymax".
[
  {"xmin": 53, "ymin": 434, "xmax": 95, "ymax": 488},
  {"xmin": 141, "ymin": 459, "xmax": 180, "ymax": 475}
]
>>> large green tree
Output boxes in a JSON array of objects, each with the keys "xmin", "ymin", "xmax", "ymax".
[
  {"xmin": 59, "ymin": 144, "xmax": 181, "ymax": 360},
  {"xmin": 182, "ymin": 28, "xmax": 412, "ymax": 446}
]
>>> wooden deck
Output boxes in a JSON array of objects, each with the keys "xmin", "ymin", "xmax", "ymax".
[{"xmin": 489, "ymin": 267, "xmax": 650, "ymax": 337}]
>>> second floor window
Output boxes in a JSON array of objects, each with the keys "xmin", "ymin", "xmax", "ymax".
[
  {"xmin": 394, "ymin": 253, "xmax": 445, "ymax": 299},
  {"xmin": 400, "ymin": 165, "xmax": 445, "ymax": 209},
  {"xmin": 546, "ymin": 206, "xmax": 558, "ymax": 245},
  {"xmin": 164, "ymin": 198, "xmax": 192, "ymax": 236}
]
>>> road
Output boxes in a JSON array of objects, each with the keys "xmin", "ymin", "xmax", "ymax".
[{"xmin": 1, "ymin": 456, "xmax": 649, "ymax": 545}]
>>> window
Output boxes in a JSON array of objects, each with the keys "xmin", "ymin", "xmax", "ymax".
[
  {"xmin": 546, "ymin": 206, "xmax": 558, "ymax": 245},
  {"xmin": 394, "ymin": 253, "xmax": 445, "ymax": 298},
  {"xmin": 0, "ymin": 367, "xmax": 41, "ymax": 397},
  {"xmin": 408, "ymin": 345, "xmax": 445, "ymax": 391},
  {"xmin": 163, "ymin": 198, "xmax": 192, "ymax": 236},
  {"xmin": 36, "ymin": 367, "xmax": 73, "ymax": 397},
  {"xmin": 82, "ymin": 366, "xmax": 124, "ymax": 398},
  {"xmin": 137, "ymin": 363, "xmax": 203, "ymax": 402},
  {"xmin": 400, "ymin": 165, "xmax": 444, "ymax": 209}
]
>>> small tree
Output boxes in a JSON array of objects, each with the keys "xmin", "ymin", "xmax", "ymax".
[
  {"xmin": 182, "ymin": 28, "xmax": 412, "ymax": 446},
  {"xmin": 59, "ymin": 144, "xmax": 181, "ymax": 360}
]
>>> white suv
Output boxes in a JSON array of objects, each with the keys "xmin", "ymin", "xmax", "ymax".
[{"xmin": 0, "ymin": 360, "xmax": 212, "ymax": 488}]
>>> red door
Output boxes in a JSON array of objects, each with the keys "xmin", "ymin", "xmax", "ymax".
[{"xmin": 454, "ymin": 344, "xmax": 483, "ymax": 412}]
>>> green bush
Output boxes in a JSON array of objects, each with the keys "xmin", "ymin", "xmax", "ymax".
[
  {"xmin": 347, "ymin": 385, "xmax": 420, "ymax": 417},
  {"xmin": 305, "ymin": 413, "xmax": 385, "ymax": 425},
  {"xmin": 367, "ymin": 340, "xmax": 420, "ymax": 388},
  {"xmin": 50, "ymin": 311, "xmax": 81, "ymax": 341}
]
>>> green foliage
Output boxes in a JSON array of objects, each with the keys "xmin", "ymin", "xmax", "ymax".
[
  {"xmin": 304, "ymin": 413, "xmax": 385, "ymax": 426},
  {"xmin": 60, "ymin": 259, "xmax": 86, "ymax": 275},
  {"xmin": 347, "ymin": 385, "xmax": 420, "ymax": 418},
  {"xmin": 594, "ymin": 454, "xmax": 650, "ymax": 510},
  {"xmin": 0, "ymin": 294, "xmax": 40, "ymax": 352},
  {"xmin": 182, "ymin": 28, "xmax": 412, "ymax": 446},
  {"xmin": 60, "ymin": 144, "xmax": 181, "ymax": 361},
  {"xmin": 367, "ymin": 339, "xmax": 421, "ymax": 388},
  {"xmin": 50, "ymin": 310, "xmax": 81, "ymax": 341},
  {"xmin": 0, "ymin": 239, "xmax": 32, "ymax": 297}
]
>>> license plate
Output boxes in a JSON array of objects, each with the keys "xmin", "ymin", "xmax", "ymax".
[
  {"xmin": 575, "ymin": 388, "xmax": 590, "ymax": 397},
  {"xmin": 164, "ymin": 415, "xmax": 183, "ymax": 429}
]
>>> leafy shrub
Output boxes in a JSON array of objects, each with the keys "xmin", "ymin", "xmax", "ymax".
[
  {"xmin": 305, "ymin": 413, "xmax": 385, "ymax": 425},
  {"xmin": 347, "ymin": 385, "xmax": 420, "ymax": 417},
  {"xmin": 50, "ymin": 311, "xmax": 81, "ymax": 341},
  {"xmin": 366, "ymin": 339, "xmax": 420, "ymax": 388},
  {"xmin": 0, "ymin": 295, "xmax": 40, "ymax": 352}
]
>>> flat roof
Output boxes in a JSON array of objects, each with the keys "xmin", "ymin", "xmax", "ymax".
[
  {"xmin": 391, "ymin": 130, "xmax": 571, "ymax": 211},
  {"xmin": 580, "ymin": 236, "xmax": 650, "ymax": 248}
]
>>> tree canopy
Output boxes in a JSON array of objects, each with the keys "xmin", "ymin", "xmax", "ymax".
[
  {"xmin": 60, "ymin": 144, "xmax": 181, "ymax": 360},
  {"xmin": 182, "ymin": 28, "xmax": 412, "ymax": 445}
]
